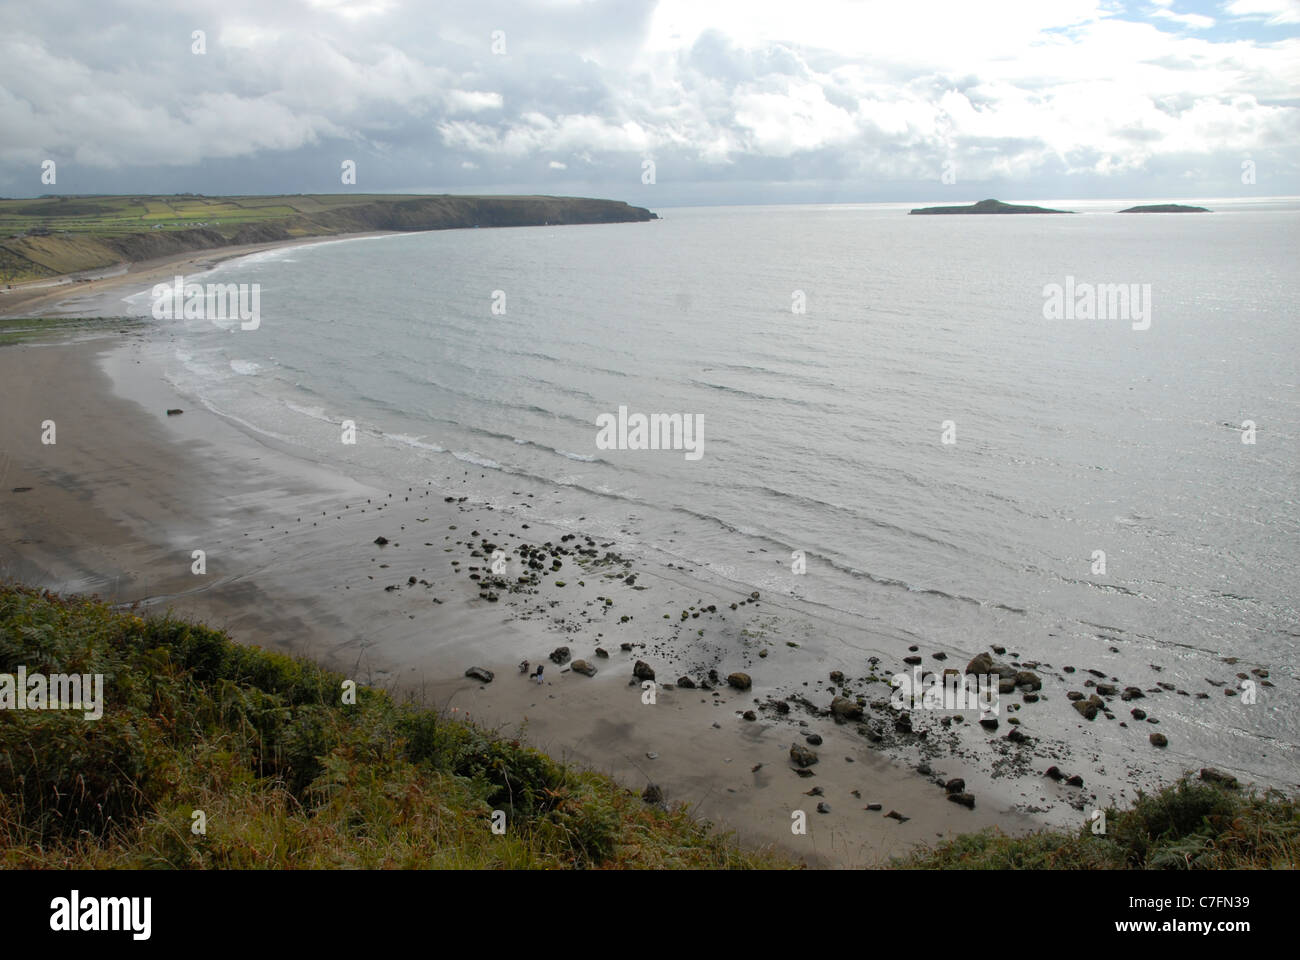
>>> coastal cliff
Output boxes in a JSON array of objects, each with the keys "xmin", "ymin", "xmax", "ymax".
[{"xmin": 0, "ymin": 194, "xmax": 658, "ymax": 283}]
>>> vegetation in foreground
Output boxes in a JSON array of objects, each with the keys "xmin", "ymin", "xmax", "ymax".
[
  {"xmin": 898, "ymin": 778, "xmax": 1298, "ymax": 869},
  {"xmin": 0, "ymin": 585, "xmax": 784, "ymax": 869},
  {"xmin": 2, "ymin": 583, "xmax": 1293, "ymax": 870}
]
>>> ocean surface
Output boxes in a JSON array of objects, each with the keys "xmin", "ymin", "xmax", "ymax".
[{"xmin": 120, "ymin": 198, "xmax": 1300, "ymax": 758}]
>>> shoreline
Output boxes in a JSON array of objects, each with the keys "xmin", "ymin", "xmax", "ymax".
[
  {"xmin": 3, "ymin": 325, "xmax": 1290, "ymax": 866},
  {"xmin": 0, "ymin": 332, "xmax": 1061, "ymax": 867},
  {"xmin": 0, "ymin": 231, "xmax": 402, "ymax": 319}
]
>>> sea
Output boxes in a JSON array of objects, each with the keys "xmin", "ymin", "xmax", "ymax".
[{"xmin": 116, "ymin": 197, "xmax": 1300, "ymax": 770}]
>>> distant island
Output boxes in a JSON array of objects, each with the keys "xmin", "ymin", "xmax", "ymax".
[
  {"xmin": 1118, "ymin": 203, "xmax": 1211, "ymax": 213},
  {"xmin": 0, "ymin": 194, "xmax": 658, "ymax": 284},
  {"xmin": 909, "ymin": 198, "xmax": 1073, "ymax": 215}
]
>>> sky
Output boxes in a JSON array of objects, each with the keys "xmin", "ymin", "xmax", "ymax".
[{"xmin": 0, "ymin": 0, "xmax": 1297, "ymax": 205}]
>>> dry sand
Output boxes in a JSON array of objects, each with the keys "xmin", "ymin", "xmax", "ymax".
[
  {"xmin": 0, "ymin": 233, "xmax": 397, "ymax": 320},
  {"xmin": 0, "ymin": 332, "xmax": 1058, "ymax": 867}
]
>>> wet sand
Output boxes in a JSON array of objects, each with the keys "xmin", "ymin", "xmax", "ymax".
[
  {"xmin": 0, "ymin": 333, "xmax": 1059, "ymax": 867},
  {"xmin": 0, "ymin": 232, "xmax": 398, "ymax": 320}
]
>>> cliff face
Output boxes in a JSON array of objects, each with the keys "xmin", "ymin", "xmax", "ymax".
[
  {"xmin": 106, "ymin": 196, "xmax": 657, "ymax": 261},
  {"xmin": 2, "ymin": 195, "xmax": 658, "ymax": 281}
]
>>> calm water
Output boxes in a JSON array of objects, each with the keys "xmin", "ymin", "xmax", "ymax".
[{"xmin": 122, "ymin": 199, "xmax": 1300, "ymax": 752}]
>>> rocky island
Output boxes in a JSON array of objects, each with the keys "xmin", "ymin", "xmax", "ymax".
[
  {"xmin": 909, "ymin": 198, "xmax": 1073, "ymax": 215},
  {"xmin": 1118, "ymin": 203, "xmax": 1211, "ymax": 213}
]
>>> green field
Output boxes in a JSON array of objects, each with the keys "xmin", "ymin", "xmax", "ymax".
[{"xmin": 0, "ymin": 193, "xmax": 656, "ymax": 284}]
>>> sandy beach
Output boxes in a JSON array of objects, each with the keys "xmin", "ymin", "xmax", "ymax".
[
  {"xmin": 0, "ymin": 329, "xmax": 1069, "ymax": 867},
  {"xmin": 0, "ymin": 232, "xmax": 399, "ymax": 320},
  {"xmin": 5, "ymin": 229, "xmax": 1287, "ymax": 866}
]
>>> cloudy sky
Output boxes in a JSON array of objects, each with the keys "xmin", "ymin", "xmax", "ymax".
[{"xmin": 1, "ymin": 0, "xmax": 1297, "ymax": 204}]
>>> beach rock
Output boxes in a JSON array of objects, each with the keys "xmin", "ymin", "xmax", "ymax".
[
  {"xmin": 571, "ymin": 659, "xmax": 596, "ymax": 677},
  {"xmin": 1149, "ymin": 732, "xmax": 1168, "ymax": 748},
  {"xmin": 884, "ymin": 810, "xmax": 910, "ymax": 822},
  {"xmin": 831, "ymin": 695, "xmax": 863, "ymax": 721},
  {"xmin": 464, "ymin": 666, "xmax": 494, "ymax": 683},
  {"xmin": 1065, "ymin": 774, "xmax": 1084, "ymax": 787},
  {"xmin": 866, "ymin": 803, "xmax": 883, "ymax": 811},
  {"xmin": 789, "ymin": 742, "xmax": 819, "ymax": 767},
  {"xmin": 1073, "ymin": 695, "xmax": 1103, "ymax": 720},
  {"xmin": 1121, "ymin": 686, "xmax": 1145, "ymax": 701},
  {"xmin": 1005, "ymin": 728, "xmax": 1029, "ymax": 744},
  {"xmin": 816, "ymin": 801, "xmax": 831, "ymax": 814},
  {"xmin": 979, "ymin": 717, "xmax": 999, "ymax": 730},
  {"xmin": 1096, "ymin": 683, "xmax": 1119, "ymax": 697},
  {"xmin": 1130, "ymin": 708, "xmax": 1147, "ymax": 720},
  {"xmin": 727, "ymin": 672, "xmax": 752, "ymax": 691},
  {"xmin": 1199, "ymin": 768, "xmax": 1239, "ymax": 789},
  {"xmin": 1045, "ymin": 766, "xmax": 1064, "ymax": 781},
  {"xmin": 829, "ymin": 670, "xmax": 844, "ymax": 683},
  {"xmin": 967, "ymin": 652, "xmax": 994, "ymax": 675},
  {"xmin": 549, "ymin": 646, "xmax": 571, "ymax": 665},
  {"xmin": 947, "ymin": 792, "xmax": 976, "ymax": 809},
  {"xmin": 903, "ymin": 655, "xmax": 922, "ymax": 665},
  {"xmin": 998, "ymin": 677, "xmax": 1017, "ymax": 694},
  {"xmin": 594, "ymin": 647, "xmax": 609, "ymax": 658},
  {"xmin": 945, "ymin": 778, "xmax": 966, "ymax": 794},
  {"xmin": 633, "ymin": 660, "xmax": 655, "ymax": 681},
  {"xmin": 1015, "ymin": 671, "xmax": 1042, "ymax": 691},
  {"xmin": 742, "ymin": 710, "xmax": 757, "ymax": 721},
  {"xmin": 166, "ymin": 408, "xmax": 183, "ymax": 416},
  {"xmin": 373, "ymin": 536, "xmax": 389, "ymax": 546},
  {"xmin": 676, "ymin": 675, "xmax": 696, "ymax": 689},
  {"xmin": 990, "ymin": 662, "xmax": 1018, "ymax": 680},
  {"xmin": 641, "ymin": 783, "xmax": 665, "ymax": 806},
  {"xmin": 804, "ymin": 733, "xmax": 823, "ymax": 746}
]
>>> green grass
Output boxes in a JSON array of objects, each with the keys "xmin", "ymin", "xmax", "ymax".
[
  {"xmin": 0, "ymin": 193, "xmax": 655, "ymax": 283},
  {"xmin": 0, "ymin": 585, "xmax": 787, "ymax": 869},
  {"xmin": 7, "ymin": 582, "xmax": 1288, "ymax": 870},
  {"xmin": 0, "ymin": 315, "xmax": 142, "ymax": 345},
  {"xmin": 896, "ymin": 777, "xmax": 1299, "ymax": 870}
]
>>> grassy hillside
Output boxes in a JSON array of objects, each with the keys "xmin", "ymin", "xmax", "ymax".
[
  {"xmin": 2, "ymin": 583, "xmax": 1292, "ymax": 870},
  {"xmin": 0, "ymin": 585, "xmax": 780, "ymax": 869},
  {"xmin": 897, "ymin": 780, "xmax": 1298, "ymax": 869},
  {"xmin": 0, "ymin": 193, "xmax": 658, "ymax": 283}
]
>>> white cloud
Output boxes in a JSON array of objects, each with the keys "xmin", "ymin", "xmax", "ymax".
[
  {"xmin": 1223, "ymin": 0, "xmax": 1300, "ymax": 25},
  {"xmin": 0, "ymin": 0, "xmax": 1296, "ymax": 196}
]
